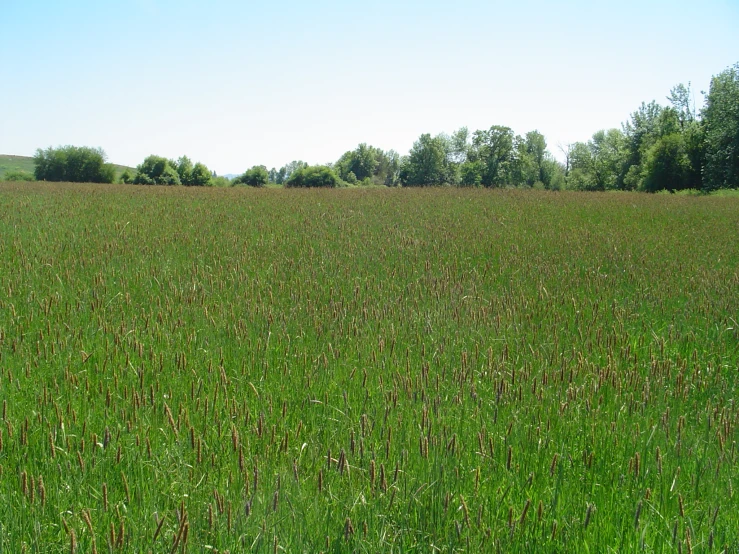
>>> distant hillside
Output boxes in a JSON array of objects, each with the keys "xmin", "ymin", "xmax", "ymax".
[
  {"xmin": 0, "ymin": 154, "xmax": 135, "ymax": 181},
  {"xmin": 0, "ymin": 155, "xmax": 35, "ymax": 177}
]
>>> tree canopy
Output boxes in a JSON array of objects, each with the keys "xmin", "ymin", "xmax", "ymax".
[
  {"xmin": 702, "ymin": 63, "xmax": 739, "ymax": 190},
  {"xmin": 33, "ymin": 146, "xmax": 115, "ymax": 183},
  {"xmin": 133, "ymin": 155, "xmax": 212, "ymax": 186},
  {"xmin": 234, "ymin": 166, "xmax": 269, "ymax": 187},
  {"xmin": 285, "ymin": 166, "xmax": 338, "ymax": 188}
]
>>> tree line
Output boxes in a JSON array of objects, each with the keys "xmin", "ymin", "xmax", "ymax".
[{"xmin": 26, "ymin": 62, "xmax": 738, "ymax": 191}]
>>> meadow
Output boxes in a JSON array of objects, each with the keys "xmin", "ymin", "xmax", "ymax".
[{"xmin": 0, "ymin": 182, "xmax": 737, "ymax": 553}]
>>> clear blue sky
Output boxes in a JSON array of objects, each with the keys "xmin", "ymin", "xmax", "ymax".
[{"xmin": 2, "ymin": 0, "xmax": 737, "ymax": 175}]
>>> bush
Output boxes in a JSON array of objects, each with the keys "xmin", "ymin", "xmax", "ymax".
[
  {"xmin": 3, "ymin": 170, "xmax": 35, "ymax": 182},
  {"xmin": 211, "ymin": 176, "xmax": 231, "ymax": 187},
  {"xmin": 120, "ymin": 170, "xmax": 134, "ymax": 184},
  {"xmin": 285, "ymin": 166, "xmax": 339, "ymax": 188},
  {"xmin": 234, "ymin": 166, "xmax": 269, "ymax": 187},
  {"xmin": 134, "ymin": 156, "xmax": 181, "ymax": 186},
  {"xmin": 189, "ymin": 162, "xmax": 213, "ymax": 186}
]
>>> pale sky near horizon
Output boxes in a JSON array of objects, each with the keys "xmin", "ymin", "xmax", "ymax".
[{"xmin": 1, "ymin": 0, "xmax": 737, "ymax": 175}]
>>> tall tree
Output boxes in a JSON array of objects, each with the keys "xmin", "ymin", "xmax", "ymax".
[
  {"xmin": 702, "ymin": 63, "xmax": 739, "ymax": 190},
  {"xmin": 189, "ymin": 162, "xmax": 213, "ymax": 186},
  {"xmin": 469, "ymin": 126, "xmax": 515, "ymax": 187},
  {"xmin": 33, "ymin": 146, "xmax": 115, "ymax": 183},
  {"xmin": 568, "ymin": 130, "xmax": 626, "ymax": 191},
  {"xmin": 641, "ymin": 134, "xmax": 692, "ymax": 192},
  {"xmin": 175, "ymin": 156, "xmax": 193, "ymax": 185},
  {"xmin": 524, "ymin": 130, "xmax": 547, "ymax": 184},
  {"xmin": 399, "ymin": 134, "xmax": 453, "ymax": 186},
  {"xmin": 667, "ymin": 82, "xmax": 696, "ymax": 131},
  {"xmin": 449, "ymin": 127, "xmax": 470, "ymax": 164},
  {"xmin": 234, "ymin": 166, "xmax": 268, "ymax": 187}
]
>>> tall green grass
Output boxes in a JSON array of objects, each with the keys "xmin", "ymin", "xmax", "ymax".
[{"xmin": 0, "ymin": 183, "xmax": 737, "ymax": 552}]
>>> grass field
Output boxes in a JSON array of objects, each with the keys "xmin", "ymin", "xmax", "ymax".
[
  {"xmin": 0, "ymin": 183, "xmax": 737, "ymax": 552},
  {"xmin": 0, "ymin": 154, "xmax": 134, "ymax": 181}
]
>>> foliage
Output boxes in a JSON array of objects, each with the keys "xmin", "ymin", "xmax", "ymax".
[
  {"xmin": 459, "ymin": 160, "xmax": 483, "ymax": 187},
  {"xmin": 210, "ymin": 175, "xmax": 232, "ymax": 187},
  {"xmin": 2, "ymin": 169, "xmax": 35, "ymax": 181},
  {"xmin": 335, "ymin": 144, "xmax": 400, "ymax": 186},
  {"xmin": 175, "ymin": 156, "xmax": 193, "ymax": 185},
  {"xmin": 270, "ymin": 161, "xmax": 308, "ymax": 184},
  {"xmin": 133, "ymin": 155, "xmax": 181, "ymax": 185},
  {"xmin": 33, "ymin": 145, "xmax": 115, "ymax": 183},
  {"xmin": 131, "ymin": 155, "xmax": 212, "ymax": 186},
  {"xmin": 234, "ymin": 165, "xmax": 269, "ymax": 187},
  {"xmin": 119, "ymin": 169, "xmax": 134, "ymax": 184},
  {"xmin": 469, "ymin": 125, "xmax": 515, "ymax": 187},
  {"xmin": 285, "ymin": 165, "xmax": 339, "ymax": 187},
  {"xmin": 568, "ymin": 129, "xmax": 627, "ymax": 191},
  {"xmin": 189, "ymin": 162, "xmax": 213, "ymax": 186},
  {"xmin": 0, "ymin": 184, "xmax": 738, "ymax": 551},
  {"xmin": 399, "ymin": 133, "xmax": 454, "ymax": 186},
  {"xmin": 641, "ymin": 133, "xmax": 693, "ymax": 192},
  {"xmin": 702, "ymin": 63, "xmax": 739, "ymax": 191}
]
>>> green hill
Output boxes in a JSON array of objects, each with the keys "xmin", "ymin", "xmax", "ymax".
[
  {"xmin": 0, "ymin": 154, "xmax": 35, "ymax": 178},
  {"xmin": 0, "ymin": 154, "xmax": 135, "ymax": 182}
]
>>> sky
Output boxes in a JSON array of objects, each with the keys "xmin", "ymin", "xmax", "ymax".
[{"xmin": 1, "ymin": 0, "xmax": 738, "ymax": 175}]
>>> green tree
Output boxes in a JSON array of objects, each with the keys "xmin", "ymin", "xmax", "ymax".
[
  {"xmin": 274, "ymin": 161, "xmax": 308, "ymax": 184},
  {"xmin": 234, "ymin": 166, "xmax": 269, "ymax": 187},
  {"xmin": 285, "ymin": 165, "xmax": 338, "ymax": 188},
  {"xmin": 189, "ymin": 162, "xmax": 213, "ymax": 186},
  {"xmin": 449, "ymin": 127, "xmax": 470, "ymax": 164},
  {"xmin": 641, "ymin": 134, "xmax": 693, "ymax": 192},
  {"xmin": 524, "ymin": 130, "xmax": 547, "ymax": 184},
  {"xmin": 134, "ymin": 155, "xmax": 181, "ymax": 185},
  {"xmin": 702, "ymin": 62, "xmax": 739, "ymax": 190},
  {"xmin": 667, "ymin": 82, "xmax": 696, "ymax": 131},
  {"xmin": 590, "ymin": 129, "xmax": 627, "ymax": 190},
  {"xmin": 335, "ymin": 143, "xmax": 377, "ymax": 182},
  {"xmin": 335, "ymin": 145, "xmax": 400, "ymax": 186},
  {"xmin": 34, "ymin": 146, "xmax": 115, "ymax": 183},
  {"xmin": 468, "ymin": 126, "xmax": 515, "ymax": 187},
  {"xmin": 211, "ymin": 175, "xmax": 232, "ymax": 187},
  {"xmin": 175, "ymin": 156, "xmax": 194, "ymax": 185},
  {"xmin": 459, "ymin": 160, "xmax": 483, "ymax": 187},
  {"xmin": 374, "ymin": 148, "xmax": 401, "ymax": 186},
  {"xmin": 120, "ymin": 169, "xmax": 134, "ymax": 184},
  {"xmin": 510, "ymin": 135, "xmax": 538, "ymax": 187},
  {"xmin": 569, "ymin": 130, "xmax": 627, "ymax": 190},
  {"xmin": 540, "ymin": 158, "xmax": 566, "ymax": 190},
  {"xmin": 399, "ymin": 134, "xmax": 452, "ymax": 186}
]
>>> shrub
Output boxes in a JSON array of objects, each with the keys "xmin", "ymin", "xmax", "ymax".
[
  {"xmin": 189, "ymin": 162, "xmax": 213, "ymax": 186},
  {"xmin": 211, "ymin": 176, "xmax": 231, "ymax": 187},
  {"xmin": 234, "ymin": 166, "xmax": 269, "ymax": 187},
  {"xmin": 3, "ymin": 170, "xmax": 35, "ymax": 182},
  {"xmin": 285, "ymin": 166, "xmax": 338, "ymax": 188},
  {"xmin": 134, "ymin": 156, "xmax": 181, "ymax": 186},
  {"xmin": 120, "ymin": 169, "xmax": 134, "ymax": 184}
]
